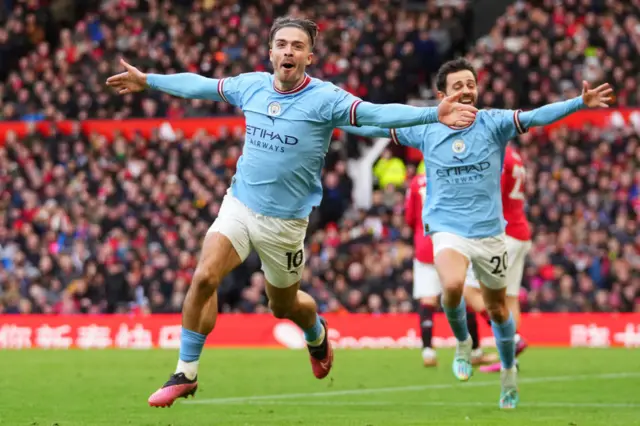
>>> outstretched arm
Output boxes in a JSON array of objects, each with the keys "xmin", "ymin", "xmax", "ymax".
[
  {"xmin": 354, "ymin": 102, "xmax": 439, "ymax": 128},
  {"xmin": 338, "ymin": 126, "xmax": 391, "ymax": 139},
  {"xmin": 106, "ymin": 59, "xmax": 242, "ymax": 105},
  {"xmin": 517, "ymin": 97, "xmax": 585, "ymax": 129},
  {"xmin": 518, "ymin": 81, "xmax": 613, "ymax": 131},
  {"xmin": 497, "ymin": 81, "xmax": 613, "ymax": 140},
  {"xmin": 146, "ymin": 73, "xmax": 222, "ymax": 100},
  {"xmin": 332, "ymin": 90, "xmax": 478, "ymax": 129},
  {"xmin": 338, "ymin": 125, "xmax": 425, "ymax": 150}
]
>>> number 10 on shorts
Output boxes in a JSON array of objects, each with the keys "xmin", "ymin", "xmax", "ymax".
[{"xmin": 286, "ymin": 249, "xmax": 303, "ymax": 270}]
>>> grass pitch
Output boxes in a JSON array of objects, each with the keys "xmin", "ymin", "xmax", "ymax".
[{"xmin": 1, "ymin": 348, "xmax": 639, "ymax": 425}]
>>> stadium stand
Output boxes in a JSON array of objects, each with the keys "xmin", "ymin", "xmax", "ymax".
[
  {"xmin": 469, "ymin": 0, "xmax": 640, "ymax": 109},
  {"xmin": 0, "ymin": 0, "xmax": 638, "ymax": 315},
  {"xmin": 0, "ymin": 0, "xmax": 473, "ymax": 121}
]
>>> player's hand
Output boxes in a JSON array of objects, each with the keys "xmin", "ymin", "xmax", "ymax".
[
  {"xmin": 106, "ymin": 58, "xmax": 148, "ymax": 94},
  {"xmin": 581, "ymin": 81, "xmax": 614, "ymax": 108},
  {"xmin": 437, "ymin": 91, "xmax": 478, "ymax": 127}
]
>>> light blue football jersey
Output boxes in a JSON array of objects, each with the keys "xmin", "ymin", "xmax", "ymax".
[
  {"xmin": 147, "ymin": 72, "xmax": 441, "ymax": 219},
  {"xmin": 339, "ymin": 96, "xmax": 585, "ymax": 238},
  {"xmin": 390, "ymin": 110, "xmax": 522, "ymax": 238},
  {"xmin": 216, "ymin": 73, "xmax": 353, "ymax": 219}
]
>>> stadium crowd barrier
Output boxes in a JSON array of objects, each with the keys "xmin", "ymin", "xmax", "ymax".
[{"xmin": 0, "ymin": 313, "xmax": 638, "ymax": 349}]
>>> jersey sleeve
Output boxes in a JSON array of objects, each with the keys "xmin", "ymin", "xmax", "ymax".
[
  {"xmin": 484, "ymin": 109, "xmax": 528, "ymax": 146},
  {"xmin": 389, "ymin": 126, "xmax": 426, "ymax": 150},
  {"xmin": 337, "ymin": 125, "xmax": 427, "ymax": 146},
  {"xmin": 338, "ymin": 126, "xmax": 391, "ymax": 139},
  {"xmin": 326, "ymin": 86, "xmax": 362, "ymax": 127},
  {"xmin": 215, "ymin": 74, "xmax": 248, "ymax": 107},
  {"xmin": 327, "ymin": 84, "xmax": 438, "ymax": 129},
  {"xmin": 146, "ymin": 72, "xmax": 251, "ymax": 107},
  {"xmin": 488, "ymin": 97, "xmax": 586, "ymax": 145}
]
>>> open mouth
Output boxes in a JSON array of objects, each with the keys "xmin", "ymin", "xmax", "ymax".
[
  {"xmin": 460, "ymin": 98, "xmax": 474, "ymax": 105},
  {"xmin": 281, "ymin": 63, "xmax": 294, "ymax": 70}
]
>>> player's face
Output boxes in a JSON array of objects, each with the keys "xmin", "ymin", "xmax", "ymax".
[
  {"xmin": 438, "ymin": 70, "xmax": 478, "ymax": 106},
  {"xmin": 269, "ymin": 27, "xmax": 313, "ymax": 86}
]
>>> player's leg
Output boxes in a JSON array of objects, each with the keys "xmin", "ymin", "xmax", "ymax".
[
  {"xmin": 506, "ymin": 295, "xmax": 527, "ymax": 355},
  {"xmin": 472, "ymin": 234, "xmax": 518, "ymax": 409},
  {"xmin": 505, "ymin": 237, "xmax": 533, "ymax": 358},
  {"xmin": 507, "ymin": 296, "xmax": 522, "ymax": 331},
  {"xmin": 432, "ymin": 232, "xmax": 473, "ymax": 381},
  {"xmin": 463, "ymin": 267, "xmax": 485, "ymax": 358},
  {"xmin": 463, "ymin": 266, "xmax": 499, "ymax": 366},
  {"xmin": 418, "ymin": 296, "xmax": 439, "ymax": 366},
  {"xmin": 266, "ymin": 282, "xmax": 333, "ymax": 378},
  {"xmin": 148, "ymin": 193, "xmax": 251, "ymax": 407},
  {"xmin": 465, "ymin": 279, "xmax": 492, "ymax": 333},
  {"xmin": 479, "ymin": 237, "xmax": 531, "ymax": 373},
  {"xmin": 479, "ymin": 281, "xmax": 518, "ymax": 409},
  {"xmin": 179, "ymin": 234, "xmax": 243, "ymax": 370},
  {"xmin": 413, "ymin": 260, "xmax": 442, "ymax": 366},
  {"xmin": 253, "ymin": 214, "xmax": 333, "ymax": 379}
]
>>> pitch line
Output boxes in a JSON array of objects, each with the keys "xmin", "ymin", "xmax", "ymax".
[
  {"xmin": 183, "ymin": 372, "xmax": 640, "ymax": 405},
  {"xmin": 231, "ymin": 401, "xmax": 640, "ymax": 409}
]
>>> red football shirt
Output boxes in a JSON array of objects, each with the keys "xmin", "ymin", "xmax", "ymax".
[
  {"xmin": 501, "ymin": 145, "xmax": 532, "ymax": 241},
  {"xmin": 405, "ymin": 174, "xmax": 434, "ymax": 264}
]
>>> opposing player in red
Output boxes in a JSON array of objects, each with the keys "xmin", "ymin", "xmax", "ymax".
[
  {"xmin": 464, "ymin": 144, "xmax": 531, "ymax": 372},
  {"xmin": 405, "ymin": 170, "xmax": 497, "ymax": 367}
]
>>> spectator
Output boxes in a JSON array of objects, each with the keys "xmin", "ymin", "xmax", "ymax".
[
  {"xmin": 0, "ymin": 0, "xmax": 473, "ymax": 120},
  {"xmin": 374, "ymin": 149, "xmax": 407, "ymax": 189}
]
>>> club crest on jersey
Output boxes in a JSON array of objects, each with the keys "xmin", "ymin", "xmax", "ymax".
[
  {"xmin": 267, "ymin": 101, "xmax": 282, "ymax": 117},
  {"xmin": 452, "ymin": 139, "xmax": 466, "ymax": 154}
]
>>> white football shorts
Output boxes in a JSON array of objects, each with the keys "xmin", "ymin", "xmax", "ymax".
[
  {"xmin": 208, "ymin": 190, "xmax": 308, "ymax": 288},
  {"xmin": 432, "ymin": 231, "xmax": 508, "ymax": 290},
  {"xmin": 413, "ymin": 260, "xmax": 442, "ymax": 299},
  {"xmin": 456, "ymin": 234, "xmax": 531, "ymax": 296}
]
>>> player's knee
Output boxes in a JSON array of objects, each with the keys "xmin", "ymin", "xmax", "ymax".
[
  {"xmin": 485, "ymin": 300, "xmax": 509, "ymax": 323},
  {"xmin": 440, "ymin": 278, "xmax": 464, "ymax": 301},
  {"xmin": 191, "ymin": 265, "xmax": 222, "ymax": 297},
  {"xmin": 269, "ymin": 301, "xmax": 293, "ymax": 319}
]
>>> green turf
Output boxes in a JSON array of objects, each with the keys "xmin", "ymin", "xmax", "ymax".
[{"xmin": 1, "ymin": 348, "xmax": 639, "ymax": 425}]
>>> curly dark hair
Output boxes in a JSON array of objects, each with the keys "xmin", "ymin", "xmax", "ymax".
[{"xmin": 435, "ymin": 58, "xmax": 478, "ymax": 92}]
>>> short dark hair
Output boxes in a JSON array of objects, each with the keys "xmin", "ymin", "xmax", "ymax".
[
  {"xmin": 269, "ymin": 16, "xmax": 318, "ymax": 49},
  {"xmin": 435, "ymin": 58, "xmax": 478, "ymax": 92}
]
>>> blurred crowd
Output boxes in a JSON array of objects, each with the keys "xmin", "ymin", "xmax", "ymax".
[
  {"xmin": 1, "ymin": 122, "xmax": 637, "ymax": 315},
  {"xmin": 469, "ymin": 0, "xmax": 640, "ymax": 109},
  {"xmin": 519, "ymin": 125, "xmax": 639, "ymax": 313},
  {"xmin": 0, "ymin": 0, "xmax": 639, "ymax": 315},
  {"xmin": 0, "ymin": 0, "xmax": 473, "ymax": 123},
  {"xmin": 0, "ymin": 123, "xmax": 355, "ymax": 314}
]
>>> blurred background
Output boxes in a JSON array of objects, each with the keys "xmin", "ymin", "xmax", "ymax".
[{"xmin": 0, "ymin": 0, "xmax": 638, "ymax": 319}]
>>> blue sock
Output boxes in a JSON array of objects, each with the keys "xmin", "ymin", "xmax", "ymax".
[
  {"xmin": 491, "ymin": 313, "xmax": 516, "ymax": 369},
  {"xmin": 442, "ymin": 298, "xmax": 469, "ymax": 342},
  {"xmin": 179, "ymin": 327, "xmax": 207, "ymax": 362},
  {"xmin": 303, "ymin": 314, "xmax": 323, "ymax": 343}
]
